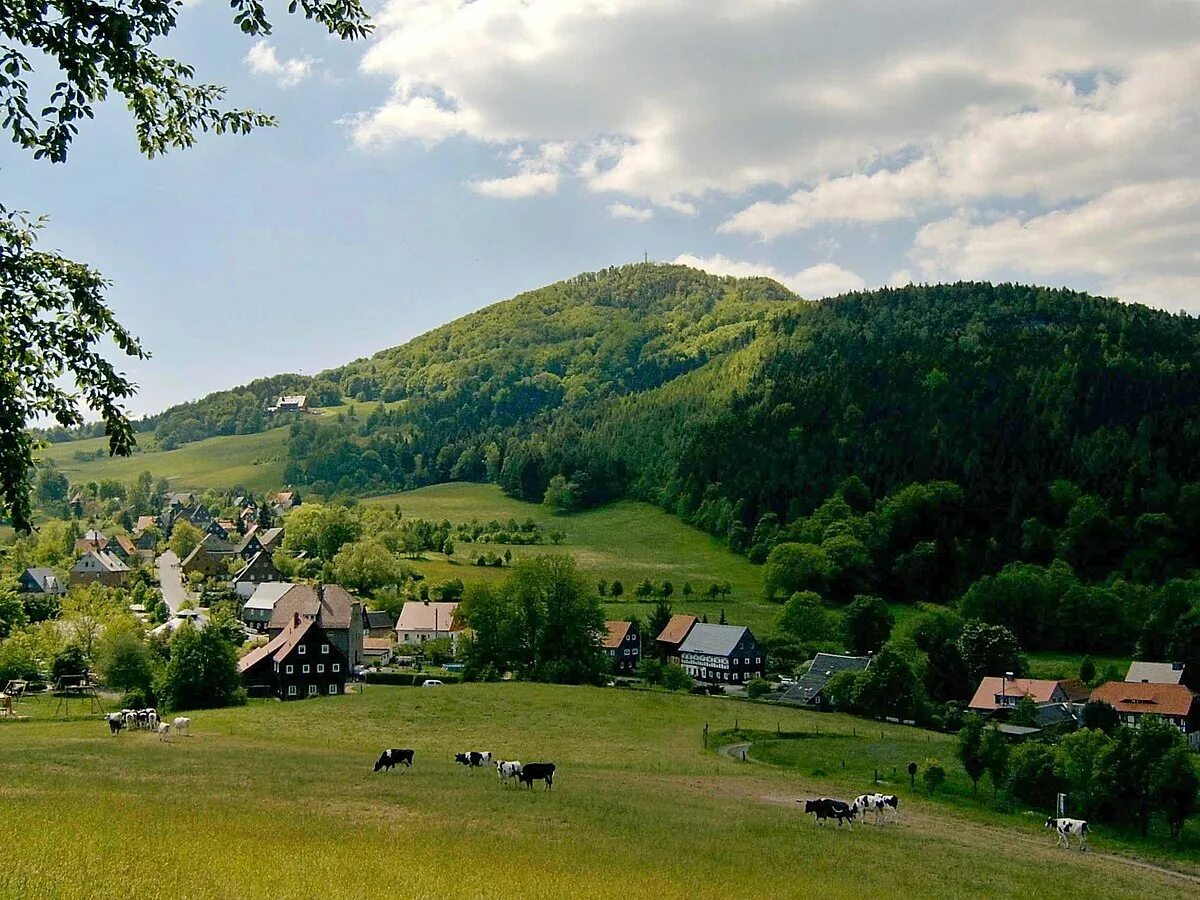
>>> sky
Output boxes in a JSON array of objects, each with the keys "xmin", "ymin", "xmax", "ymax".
[{"xmin": 5, "ymin": 0, "xmax": 1200, "ymax": 416}]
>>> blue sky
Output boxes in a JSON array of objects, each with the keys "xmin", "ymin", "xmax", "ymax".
[{"xmin": 5, "ymin": 1, "xmax": 1198, "ymax": 416}]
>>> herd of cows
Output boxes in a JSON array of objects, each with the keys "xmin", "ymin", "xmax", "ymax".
[
  {"xmin": 104, "ymin": 709, "xmax": 190, "ymax": 741},
  {"xmin": 374, "ymin": 747, "xmax": 557, "ymax": 790},
  {"xmin": 800, "ymin": 793, "xmax": 900, "ymax": 828}
]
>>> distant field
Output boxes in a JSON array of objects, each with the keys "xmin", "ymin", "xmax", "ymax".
[
  {"xmin": 0, "ymin": 684, "xmax": 1193, "ymax": 899},
  {"xmin": 364, "ymin": 483, "xmax": 777, "ymax": 633},
  {"xmin": 1026, "ymin": 652, "xmax": 1132, "ymax": 682},
  {"xmin": 37, "ymin": 428, "xmax": 289, "ymax": 493}
]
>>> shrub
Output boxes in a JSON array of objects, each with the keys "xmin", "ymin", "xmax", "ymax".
[
  {"xmin": 51, "ymin": 645, "xmax": 88, "ymax": 682},
  {"xmin": 1006, "ymin": 743, "xmax": 1061, "ymax": 808},
  {"xmin": 745, "ymin": 678, "xmax": 772, "ymax": 699},
  {"xmin": 661, "ymin": 662, "xmax": 692, "ymax": 692},
  {"xmin": 922, "ymin": 758, "xmax": 946, "ymax": 795}
]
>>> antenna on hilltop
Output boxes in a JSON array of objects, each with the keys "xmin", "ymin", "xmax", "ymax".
[{"xmin": 644, "ymin": 250, "xmax": 648, "ymax": 264}]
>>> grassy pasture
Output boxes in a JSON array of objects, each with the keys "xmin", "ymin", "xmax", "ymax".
[
  {"xmin": 1, "ymin": 684, "xmax": 1195, "ymax": 899},
  {"xmin": 36, "ymin": 429, "xmax": 289, "ymax": 493},
  {"xmin": 364, "ymin": 484, "xmax": 778, "ymax": 633}
]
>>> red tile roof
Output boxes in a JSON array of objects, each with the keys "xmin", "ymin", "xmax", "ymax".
[
  {"xmin": 968, "ymin": 677, "xmax": 1089, "ymax": 711},
  {"xmin": 1089, "ymin": 681, "xmax": 1197, "ymax": 718},
  {"xmin": 601, "ymin": 620, "xmax": 632, "ymax": 649},
  {"xmin": 656, "ymin": 614, "xmax": 697, "ymax": 646}
]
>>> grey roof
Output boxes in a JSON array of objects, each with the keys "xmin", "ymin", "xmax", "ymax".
[
  {"xmin": 71, "ymin": 550, "xmax": 130, "ymax": 574},
  {"xmin": 780, "ymin": 653, "xmax": 872, "ymax": 705},
  {"xmin": 365, "ymin": 610, "xmax": 396, "ymax": 629},
  {"xmin": 242, "ymin": 582, "xmax": 297, "ymax": 612},
  {"xmin": 1125, "ymin": 661, "xmax": 1185, "ymax": 685},
  {"xmin": 22, "ymin": 567, "xmax": 65, "ymax": 594},
  {"xmin": 677, "ymin": 624, "xmax": 753, "ymax": 657},
  {"xmin": 995, "ymin": 723, "xmax": 1042, "ymax": 737}
]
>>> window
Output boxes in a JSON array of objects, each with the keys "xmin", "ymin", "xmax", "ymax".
[
  {"xmin": 308, "ymin": 684, "xmax": 317, "ymax": 697},
  {"xmin": 756, "ymin": 657, "xmax": 761, "ymax": 664},
  {"xmin": 321, "ymin": 644, "xmax": 329, "ymax": 655},
  {"xmin": 302, "ymin": 664, "xmax": 310, "ymax": 674},
  {"xmin": 286, "ymin": 664, "xmax": 293, "ymax": 674},
  {"xmin": 274, "ymin": 662, "xmax": 279, "ymax": 672},
  {"xmin": 287, "ymin": 685, "xmax": 297, "ymax": 697},
  {"xmin": 317, "ymin": 664, "xmax": 324, "ymax": 673},
  {"xmin": 298, "ymin": 645, "xmax": 306, "ymax": 655},
  {"xmin": 623, "ymin": 649, "xmax": 629, "ymax": 656},
  {"xmin": 328, "ymin": 684, "xmax": 338, "ymax": 695},
  {"xmin": 332, "ymin": 663, "xmax": 340, "ymax": 673}
]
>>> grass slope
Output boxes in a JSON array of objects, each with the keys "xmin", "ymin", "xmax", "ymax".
[
  {"xmin": 364, "ymin": 484, "xmax": 776, "ymax": 632},
  {"xmin": 1, "ymin": 685, "xmax": 1194, "ymax": 899},
  {"xmin": 37, "ymin": 428, "xmax": 289, "ymax": 493}
]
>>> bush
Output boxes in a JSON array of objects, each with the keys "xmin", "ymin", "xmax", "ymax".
[
  {"xmin": 637, "ymin": 657, "xmax": 665, "ymax": 685},
  {"xmin": 661, "ymin": 662, "xmax": 692, "ymax": 692},
  {"xmin": 745, "ymin": 678, "xmax": 773, "ymax": 699},
  {"xmin": 922, "ymin": 758, "xmax": 946, "ymax": 795},
  {"xmin": 1006, "ymin": 743, "xmax": 1061, "ymax": 808},
  {"xmin": 121, "ymin": 688, "xmax": 151, "ymax": 709},
  {"xmin": 51, "ymin": 645, "xmax": 88, "ymax": 682}
]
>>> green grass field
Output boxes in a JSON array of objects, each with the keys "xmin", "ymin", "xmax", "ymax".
[
  {"xmin": 364, "ymin": 484, "xmax": 777, "ymax": 632},
  {"xmin": 1, "ymin": 684, "xmax": 1195, "ymax": 899},
  {"xmin": 36, "ymin": 429, "xmax": 289, "ymax": 493}
]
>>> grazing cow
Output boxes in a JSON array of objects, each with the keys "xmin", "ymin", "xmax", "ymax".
[
  {"xmin": 518, "ymin": 762, "xmax": 555, "ymax": 791},
  {"xmin": 495, "ymin": 760, "xmax": 522, "ymax": 786},
  {"xmin": 136, "ymin": 709, "xmax": 150, "ymax": 731},
  {"xmin": 172, "ymin": 716, "xmax": 191, "ymax": 737},
  {"xmin": 454, "ymin": 751, "xmax": 492, "ymax": 770},
  {"xmin": 156, "ymin": 722, "xmax": 171, "ymax": 741},
  {"xmin": 374, "ymin": 748, "xmax": 415, "ymax": 772},
  {"xmin": 1046, "ymin": 817, "xmax": 1089, "ymax": 851},
  {"xmin": 800, "ymin": 798, "xmax": 855, "ymax": 828},
  {"xmin": 123, "ymin": 710, "xmax": 138, "ymax": 730},
  {"xmin": 105, "ymin": 713, "xmax": 125, "ymax": 735},
  {"xmin": 853, "ymin": 793, "xmax": 900, "ymax": 825},
  {"xmin": 145, "ymin": 709, "xmax": 159, "ymax": 731}
]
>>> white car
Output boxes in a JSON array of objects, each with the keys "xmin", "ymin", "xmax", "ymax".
[{"xmin": 421, "ymin": 679, "xmax": 444, "ymax": 688}]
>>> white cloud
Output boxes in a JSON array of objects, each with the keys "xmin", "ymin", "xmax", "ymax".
[
  {"xmin": 672, "ymin": 253, "xmax": 866, "ymax": 298},
  {"xmin": 245, "ymin": 40, "xmax": 317, "ymax": 89},
  {"xmin": 609, "ymin": 203, "xmax": 653, "ymax": 222},
  {"xmin": 470, "ymin": 170, "xmax": 559, "ymax": 198}
]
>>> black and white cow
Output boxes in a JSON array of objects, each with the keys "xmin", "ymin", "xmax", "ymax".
[
  {"xmin": 105, "ymin": 713, "xmax": 125, "ymax": 735},
  {"xmin": 853, "ymin": 793, "xmax": 899, "ymax": 825},
  {"xmin": 1045, "ymin": 817, "xmax": 1089, "ymax": 851},
  {"xmin": 454, "ymin": 751, "xmax": 492, "ymax": 770},
  {"xmin": 518, "ymin": 762, "xmax": 555, "ymax": 790},
  {"xmin": 374, "ymin": 748, "xmax": 415, "ymax": 772},
  {"xmin": 495, "ymin": 760, "xmax": 522, "ymax": 786},
  {"xmin": 800, "ymin": 798, "xmax": 856, "ymax": 828}
]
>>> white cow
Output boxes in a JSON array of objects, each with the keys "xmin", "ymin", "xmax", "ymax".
[
  {"xmin": 172, "ymin": 716, "xmax": 191, "ymax": 737},
  {"xmin": 496, "ymin": 760, "xmax": 522, "ymax": 786},
  {"xmin": 853, "ymin": 793, "xmax": 899, "ymax": 825},
  {"xmin": 1046, "ymin": 817, "xmax": 1089, "ymax": 851},
  {"xmin": 156, "ymin": 722, "xmax": 171, "ymax": 741},
  {"xmin": 145, "ymin": 709, "xmax": 159, "ymax": 731}
]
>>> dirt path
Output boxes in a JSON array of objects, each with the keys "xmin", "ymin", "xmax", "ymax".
[{"xmin": 712, "ymin": 739, "xmax": 1200, "ymax": 890}]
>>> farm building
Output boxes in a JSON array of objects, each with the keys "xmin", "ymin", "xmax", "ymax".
[
  {"xmin": 363, "ymin": 637, "xmax": 395, "ymax": 666},
  {"xmin": 968, "ymin": 675, "xmax": 1089, "ymax": 714},
  {"xmin": 270, "ymin": 395, "xmax": 308, "ymax": 413},
  {"xmin": 601, "ymin": 620, "xmax": 641, "ymax": 674},
  {"xmin": 70, "ymin": 551, "xmax": 129, "ymax": 587},
  {"xmin": 395, "ymin": 601, "xmax": 461, "ymax": 645},
  {"xmin": 677, "ymin": 624, "xmax": 765, "ymax": 686},
  {"xmin": 1089, "ymin": 681, "xmax": 1200, "ymax": 749},
  {"xmin": 240, "ymin": 582, "xmax": 297, "ymax": 629},
  {"xmin": 180, "ymin": 544, "xmax": 227, "ymax": 579},
  {"xmin": 233, "ymin": 551, "xmax": 280, "ymax": 590},
  {"xmin": 73, "ymin": 529, "xmax": 109, "ymax": 554},
  {"xmin": 268, "ymin": 584, "xmax": 363, "ymax": 668},
  {"xmin": 150, "ymin": 608, "xmax": 209, "ymax": 638},
  {"xmin": 1125, "ymin": 661, "xmax": 1186, "ymax": 685},
  {"xmin": 107, "ymin": 534, "xmax": 142, "ymax": 564},
  {"xmin": 656, "ymin": 614, "xmax": 698, "ymax": 661},
  {"xmin": 17, "ymin": 567, "xmax": 66, "ymax": 597},
  {"xmin": 780, "ymin": 653, "xmax": 872, "ymax": 708},
  {"xmin": 236, "ymin": 527, "xmax": 266, "ymax": 560},
  {"xmin": 363, "ymin": 609, "xmax": 397, "ymax": 639},
  {"xmin": 238, "ymin": 612, "xmax": 348, "ymax": 700}
]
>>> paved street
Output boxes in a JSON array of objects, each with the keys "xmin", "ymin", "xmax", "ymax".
[{"xmin": 155, "ymin": 550, "xmax": 191, "ymax": 613}]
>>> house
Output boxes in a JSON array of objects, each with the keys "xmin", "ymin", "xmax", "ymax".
[
  {"xmin": 395, "ymin": 601, "xmax": 461, "ymax": 645},
  {"xmin": 968, "ymin": 675, "xmax": 1090, "ymax": 715},
  {"xmin": 149, "ymin": 608, "xmax": 209, "ymax": 638},
  {"xmin": 236, "ymin": 526, "xmax": 266, "ymax": 561},
  {"xmin": 270, "ymin": 395, "xmax": 308, "ymax": 413},
  {"xmin": 238, "ymin": 612, "xmax": 348, "ymax": 700},
  {"xmin": 133, "ymin": 529, "xmax": 157, "ymax": 552},
  {"xmin": 17, "ymin": 567, "xmax": 66, "ymax": 597},
  {"xmin": 268, "ymin": 583, "xmax": 363, "ymax": 669},
  {"xmin": 363, "ymin": 636, "xmax": 395, "ymax": 666},
  {"xmin": 362, "ymin": 609, "xmax": 397, "ymax": 639},
  {"xmin": 107, "ymin": 534, "xmax": 140, "ymax": 564},
  {"xmin": 239, "ymin": 582, "xmax": 297, "ymax": 630},
  {"xmin": 180, "ymin": 544, "xmax": 227, "ymax": 580},
  {"xmin": 1125, "ymin": 661, "xmax": 1186, "ymax": 686},
  {"xmin": 71, "ymin": 550, "xmax": 129, "ymax": 587},
  {"xmin": 205, "ymin": 520, "xmax": 231, "ymax": 541},
  {"xmin": 601, "ymin": 620, "xmax": 641, "ymax": 674},
  {"xmin": 233, "ymin": 551, "xmax": 280, "ymax": 589},
  {"xmin": 656, "ymin": 614, "xmax": 698, "ymax": 661},
  {"xmin": 272, "ymin": 492, "xmax": 299, "ymax": 514},
  {"xmin": 257, "ymin": 527, "xmax": 285, "ymax": 553},
  {"xmin": 73, "ymin": 529, "xmax": 108, "ymax": 554},
  {"xmin": 779, "ymin": 653, "xmax": 872, "ymax": 708},
  {"xmin": 677, "ymin": 624, "xmax": 766, "ymax": 686},
  {"xmin": 199, "ymin": 532, "xmax": 237, "ymax": 558},
  {"xmin": 134, "ymin": 515, "xmax": 158, "ymax": 534},
  {"xmin": 1089, "ymin": 681, "xmax": 1200, "ymax": 749}
]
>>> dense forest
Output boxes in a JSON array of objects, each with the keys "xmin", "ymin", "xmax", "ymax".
[{"xmin": 105, "ymin": 264, "xmax": 1200, "ymax": 669}]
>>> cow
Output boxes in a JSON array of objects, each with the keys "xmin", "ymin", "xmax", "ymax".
[
  {"xmin": 123, "ymin": 709, "xmax": 138, "ymax": 730},
  {"xmin": 374, "ymin": 748, "xmax": 415, "ymax": 772},
  {"xmin": 800, "ymin": 798, "xmax": 855, "ymax": 828},
  {"xmin": 518, "ymin": 762, "xmax": 555, "ymax": 791},
  {"xmin": 172, "ymin": 716, "xmax": 191, "ymax": 737},
  {"xmin": 1046, "ymin": 817, "xmax": 1089, "ymax": 851},
  {"xmin": 495, "ymin": 760, "xmax": 522, "ymax": 786},
  {"xmin": 105, "ymin": 713, "xmax": 125, "ymax": 735},
  {"xmin": 145, "ymin": 709, "xmax": 159, "ymax": 731},
  {"xmin": 454, "ymin": 751, "xmax": 491, "ymax": 770},
  {"xmin": 156, "ymin": 722, "xmax": 171, "ymax": 741},
  {"xmin": 853, "ymin": 793, "xmax": 899, "ymax": 825},
  {"xmin": 136, "ymin": 709, "xmax": 150, "ymax": 731}
]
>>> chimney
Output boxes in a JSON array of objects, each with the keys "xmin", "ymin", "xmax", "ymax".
[
  {"xmin": 1172, "ymin": 661, "xmax": 1184, "ymax": 671},
  {"xmin": 317, "ymin": 583, "xmax": 325, "ymax": 605},
  {"xmin": 293, "ymin": 611, "xmax": 301, "ymax": 628},
  {"xmin": 1005, "ymin": 671, "xmax": 1015, "ymax": 681}
]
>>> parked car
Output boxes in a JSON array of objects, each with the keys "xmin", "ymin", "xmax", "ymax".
[{"xmin": 421, "ymin": 679, "xmax": 444, "ymax": 687}]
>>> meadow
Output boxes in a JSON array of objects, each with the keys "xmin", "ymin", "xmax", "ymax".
[
  {"xmin": 36, "ymin": 429, "xmax": 289, "ymax": 493},
  {"xmin": 1, "ymin": 684, "xmax": 1196, "ymax": 899}
]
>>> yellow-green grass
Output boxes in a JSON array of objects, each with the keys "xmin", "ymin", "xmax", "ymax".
[
  {"xmin": 36, "ymin": 428, "xmax": 289, "ymax": 493},
  {"xmin": 3, "ymin": 684, "xmax": 1195, "ymax": 899},
  {"xmin": 365, "ymin": 484, "xmax": 777, "ymax": 632},
  {"xmin": 1026, "ymin": 652, "xmax": 1132, "ymax": 682}
]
